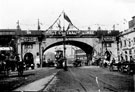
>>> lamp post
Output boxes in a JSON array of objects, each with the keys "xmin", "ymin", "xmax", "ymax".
[{"xmin": 62, "ymin": 27, "xmax": 68, "ymax": 71}]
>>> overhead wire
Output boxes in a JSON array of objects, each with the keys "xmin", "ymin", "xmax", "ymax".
[
  {"xmin": 45, "ymin": 11, "xmax": 63, "ymax": 32},
  {"xmin": 45, "ymin": 11, "xmax": 80, "ymax": 32}
]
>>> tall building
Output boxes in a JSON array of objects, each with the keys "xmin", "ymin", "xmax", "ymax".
[
  {"xmin": 118, "ymin": 16, "xmax": 135, "ymax": 62},
  {"xmin": 95, "ymin": 30, "xmax": 119, "ymax": 62}
]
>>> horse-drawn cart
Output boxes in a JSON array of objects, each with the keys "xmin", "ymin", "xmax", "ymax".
[{"xmin": 109, "ymin": 62, "xmax": 135, "ymax": 74}]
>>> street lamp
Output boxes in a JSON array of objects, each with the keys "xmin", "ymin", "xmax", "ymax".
[{"xmin": 62, "ymin": 27, "xmax": 68, "ymax": 71}]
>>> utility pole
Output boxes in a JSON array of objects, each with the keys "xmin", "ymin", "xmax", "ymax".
[
  {"xmin": 38, "ymin": 19, "xmax": 40, "ymax": 30},
  {"xmin": 62, "ymin": 26, "xmax": 68, "ymax": 71},
  {"xmin": 101, "ymin": 35, "xmax": 104, "ymax": 61},
  {"xmin": 16, "ymin": 20, "xmax": 19, "ymax": 55},
  {"xmin": 38, "ymin": 19, "xmax": 42, "ymax": 68}
]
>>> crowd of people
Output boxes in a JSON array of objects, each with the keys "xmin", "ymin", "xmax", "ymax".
[
  {"xmin": 0, "ymin": 51, "xmax": 24, "ymax": 76},
  {"xmin": 93, "ymin": 50, "xmax": 135, "ymax": 74}
]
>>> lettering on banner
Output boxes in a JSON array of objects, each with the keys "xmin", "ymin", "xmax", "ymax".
[
  {"xmin": 19, "ymin": 37, "xmax": 38, "ymax": 43},
  {"xmin": 104, "ymin": 37, "xmax": 115, "ymax": 41},
  {"xmin": 50, "ymin": 30, "xmax": 95, "ymax": 36}
]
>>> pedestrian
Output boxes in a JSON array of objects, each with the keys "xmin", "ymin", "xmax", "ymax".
[
  {"xmin": 0, "ymin": 53, "xmax": 6, "ymax": 72},
  {"xmin": 104, "ymin": 50, "xmax": 111, "ymax": 62},
  {"xmin": 35, "ymin": 53, "xmax": 40, "ymax": 68},
  {"xmin": 111, "ymin": 58, "xmax": 115, "ymax": 65},
  {"xmin": 5, "ymin": 54, "xmax": 10, "ymax": 76},
  {"xmin": 129, "ymin": 57, "xmax": 135, "ymax": 74},
  {"xmin": 16, "ymin": 54, "xmax": 24, "ymax": 76}
]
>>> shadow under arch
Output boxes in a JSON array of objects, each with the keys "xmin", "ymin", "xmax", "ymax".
[
  {"xmin": 24, "ymin": 52, "xmax": 34, "ymax": 69},
  {"xmin": 43, "ymin": 40, "xmax": 94, "ymax": 65}
]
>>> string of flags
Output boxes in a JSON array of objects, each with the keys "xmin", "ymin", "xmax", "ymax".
[
  {"xmin": 16, "ymin": 11, "xmax": 79, "ymax": 31},
  {"xmin": 45, "ymin": 11, "xmax": 79, "ymax": 32}
]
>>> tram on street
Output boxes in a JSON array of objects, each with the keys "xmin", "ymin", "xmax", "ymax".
[{"xmin": 55, "ymin": 50, "xmax": 64, "ymax": 68}]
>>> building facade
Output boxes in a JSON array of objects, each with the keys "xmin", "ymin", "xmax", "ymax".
[
  {"xmin": 16, "ymin": 30, "xmax": 44, "ymax": 67},
  {"xmin": 0, "ymin": 29, "xmax": 44, "ymax": 68},
  {"xmin": 118, "ymin": 16, "xmax": 135, "ymax": 62},
  {"xmin": 75, "ymin": 48, "xmax": 87, "ymax": 60},
  {"xmin": 94, "ymin": 31, "xmax": 119, "ymax": 63}
]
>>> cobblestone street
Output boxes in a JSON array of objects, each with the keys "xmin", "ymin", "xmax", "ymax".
[
  {"xmin": 45, "ymin": 66, "xmax": 134, "ymax": 92},
  {"xmin": 0, "ymin": 66, "xmax": 133, "ymax": 92}
]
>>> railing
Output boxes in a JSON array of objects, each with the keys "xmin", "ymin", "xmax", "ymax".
[
  {"xmin": 45, "ymin": 30, "xmax": 119, "ymax": 38},
  {"xmin": 46, "ymin": 30, "xmax": 97, "ymax": 37}
]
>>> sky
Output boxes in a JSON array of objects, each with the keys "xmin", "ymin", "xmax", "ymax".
[
  {"xmin": 0, "ymin": 0, "xmax": 135, "ymax": 31},
  {"xmin": 44, "ymin": 45, "xmax": 78, "ymax": 57},
  {"xmin": 1, "ymin": 0, "xmax": 135, "ymax": 54}
]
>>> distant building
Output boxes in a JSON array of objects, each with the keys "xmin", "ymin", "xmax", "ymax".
[
  {"xmin": 95, "ymin": 30, "xmax": 119, "ymax": 62},
  {"xmin": 128, "ymin": 16, "xmax": 135, "ymax": 28},
  {"xmin": 75, "ymin": 48, "xmax": 87, "ymax": 61},
  {"xmin": 102, "ymin": 36, "xmax": 118, "ymax": 61},
  {"xmin": 44, "ymin": 52, "xmax": 55, "ymax": 61}
]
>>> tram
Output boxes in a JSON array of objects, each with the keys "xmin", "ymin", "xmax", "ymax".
[{"xmin": 55, "ymin": 50, "xmax": 64, "ymax": 68}]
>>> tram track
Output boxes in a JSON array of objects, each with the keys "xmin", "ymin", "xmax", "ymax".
[
  {"xmin": 40, "ymin": 67, "xmax": 119, "ymax": 92},
  {"xmin": 40, "ymin": 69, "xmax": 60, "ymax": 92},
  {"xmin": 69, "ymin": 68, "xmax": 88, "ymax": 92},
  {"xmin": 70, "ymin": 67, "xmax": 119, "ymax": 92},
  {"xmin": 87, "ymin": 69, "xmax": 119, "ymax": 92},
  {"xmin": 42, "ymin": 68, "xmax": 88, "ymax": 92}
]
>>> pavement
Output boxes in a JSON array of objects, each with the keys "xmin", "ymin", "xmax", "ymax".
[
  {"xmin": 14, "ymin": 73, "xmax": 57, "ymax": 91},
  {"xmin": 0, "ymin": 67, "xmax": 58, "ymax": 91}
]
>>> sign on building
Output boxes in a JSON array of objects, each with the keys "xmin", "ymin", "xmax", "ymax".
[
  {"xmin": 103, "ymin": 36, "xmax": 115, "ymax": 42},
  {"xmin": 18, "ymin": 37, "xmax": 38, "ymax": 43}
]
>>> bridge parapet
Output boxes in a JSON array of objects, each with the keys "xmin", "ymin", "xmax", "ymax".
[{"xmin": 44, "ymin": 30, "xmax": 119, "ymax": 38}]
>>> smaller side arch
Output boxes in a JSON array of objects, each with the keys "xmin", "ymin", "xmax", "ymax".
[{"xmin": 24, "ymin": 52, "xmax": 34, "ymax": 69}]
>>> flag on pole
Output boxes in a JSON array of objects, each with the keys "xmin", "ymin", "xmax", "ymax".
[
  {"xmin": 64, "ymin": 12, "xmax": 73, "ymax": 25},
  {"xmin": 38, "ymin": 24, "xmax": 40, "ymax": 30},
  {"xmin": 16, "ymin": 20, "xmax": 21, "ymax": 30},
  {"xmin": 113, "ymin": 24, "xmax": 115, "ymax": 30},
  {"xmin": 57, "ymin": 20, "xmax": 61, "ymax": 30},
  {"xmin": 38, "ymin": 19, "xmax": 40, "ymax": 30}
]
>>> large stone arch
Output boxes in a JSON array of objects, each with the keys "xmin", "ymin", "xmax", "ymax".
[{"xmin": 43, "ymin": 40, "xmax": 94, "ymax": 65}]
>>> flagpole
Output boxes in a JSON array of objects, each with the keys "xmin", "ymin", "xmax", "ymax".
[
  {"xmin": 45, "ymin": 11, "xmax": 63, "ymax": 32},
  {"xmin": 63, "ymin": 11, "xmax": 68, "ymax": 71},
  {"xmin": 38, "ymin": 19, "xmax": 42, "ymax": 68},
  {"xmin": 38, "ymin": 19, "xmax": 40, "ymax": 31}
]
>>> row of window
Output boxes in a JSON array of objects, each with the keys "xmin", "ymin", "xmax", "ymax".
[
  {"xmin": 24, "ymin": 44, "xmax": 33, "ymax": 49},
  {"xmin": 75, "ymin": 49, "xmax": 85, "ymax": 54},
  {"xmin": 120, "ymin": 37, "xmax": 135, "ymax": 48},
  {"xmin": 124, "ymin": 49, "xmax": 135, "ymax": 55}
]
